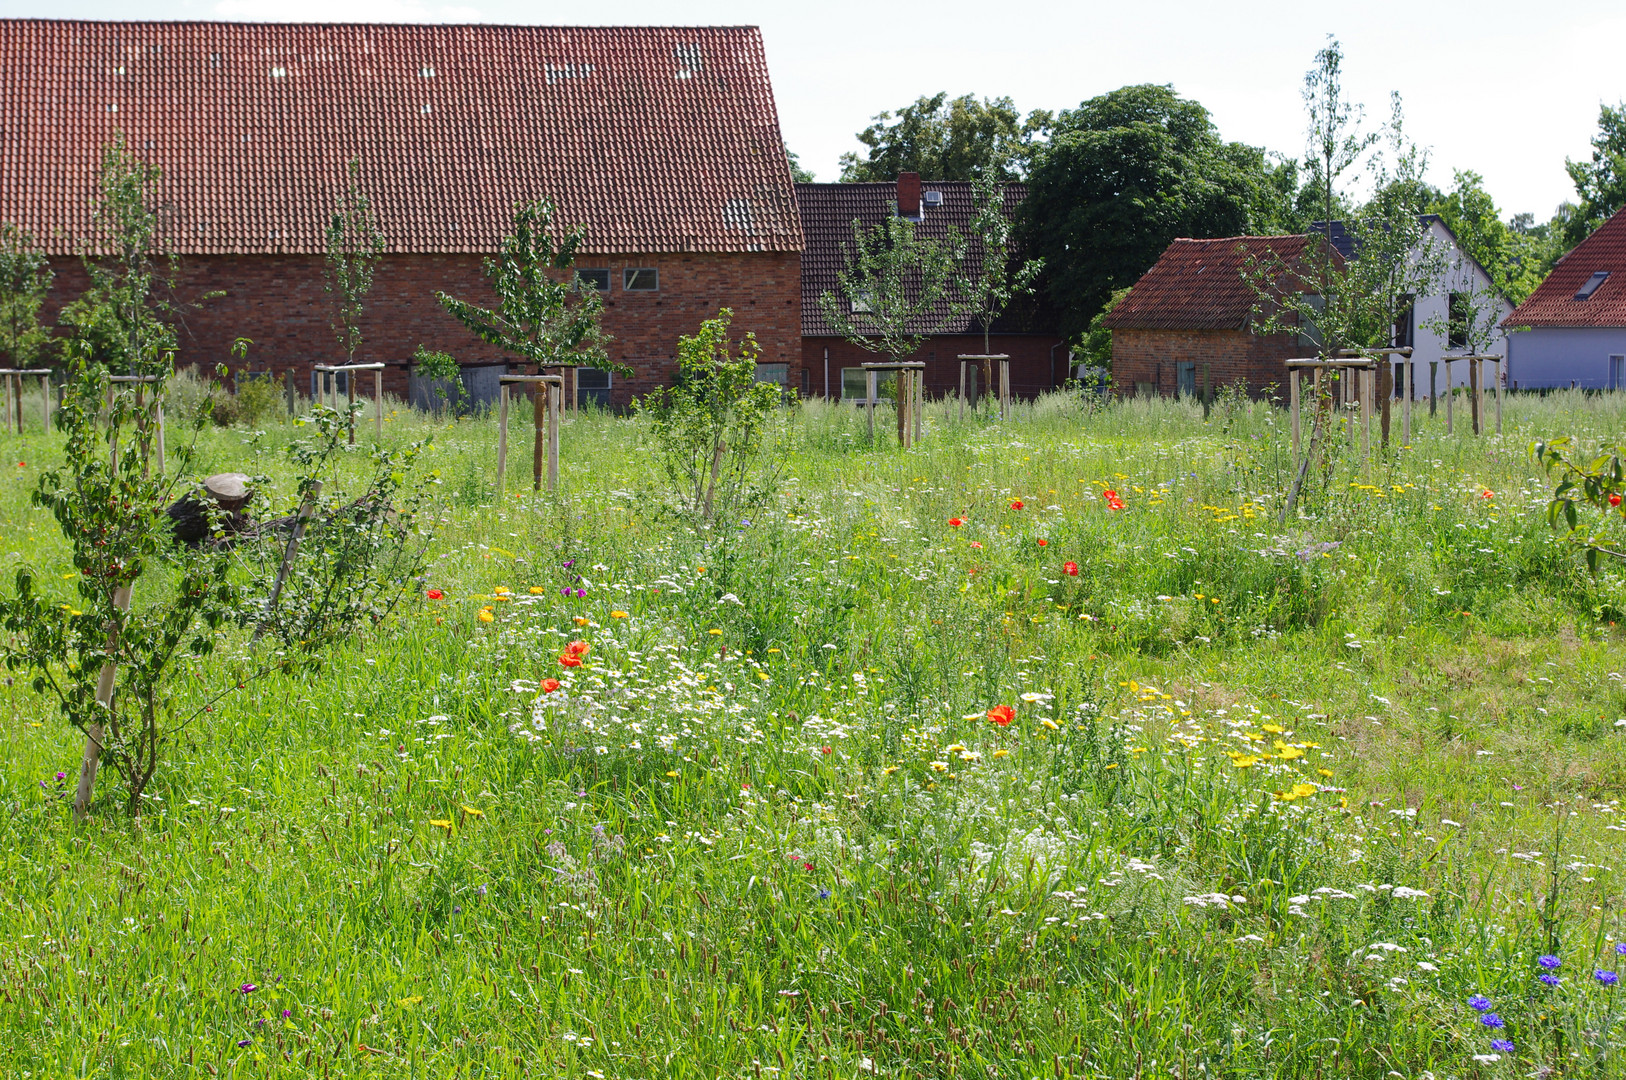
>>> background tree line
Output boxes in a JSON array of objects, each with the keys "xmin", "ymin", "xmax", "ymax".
[{"xmin": 803, "ymin": 80, "xmax": 1626, "ymax": 346}]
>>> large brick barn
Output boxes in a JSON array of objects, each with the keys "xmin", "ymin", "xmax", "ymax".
[
  {"xmin": 0, "ymin": 20, "xmax": 805, "ymax": 407},
  {"xmin": 796, "ymin": 173, "xmax": 1065, "ymax": 401}
]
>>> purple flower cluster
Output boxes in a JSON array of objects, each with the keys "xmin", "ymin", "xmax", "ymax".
[{"xmin": 1597, "ymin": 970, "xmax": 1620, "ymax": 986}]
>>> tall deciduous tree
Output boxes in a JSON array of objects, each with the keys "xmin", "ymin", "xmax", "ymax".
[
  {"xmin": 959, "ymin": 172, "xmax": 1042, "ymax": 355},
  {"xmin": 324, "ymin": 157, "xmax": 386, "ymax": 365},
  {"xmin": 1428, "ymin": 170, "xmax": 1559, "ymax": 304},
  {"xmin": 0, "ymin": 224, "xmax": 53, "ymax": 369},
  {"xmin": 58, "ymin": 135, "xmax": 177, "ymax": 374},
  {"xmin": 1022, "ymin": 84, "xmax": 1280, "ymax": 340},
  {"xmin": 1564, "ymin": 101, "xmax": 1626, "ymax": 247},
  {"xmin": 818, "ymin": 209, "xmax": 963, "ymax": 364},
  {"xmin": 839, "ymin": 93, "xmax": 1051, "ymax": 182},
  {"xmin": 436, "ymin": 198, "xmax": 615, "ymax": 373}
]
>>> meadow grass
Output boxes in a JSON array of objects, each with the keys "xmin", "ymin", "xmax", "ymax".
[{"xmin": 3, "ymin": 388, "xmax": 1626, "ymax": 1078}]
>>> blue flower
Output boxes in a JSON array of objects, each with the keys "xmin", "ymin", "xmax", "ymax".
[
  {"xmin": 1489, "ymin": 1039, "xmax": 1514, "ymax": 1053},
  {"xmin": 1617, "ymin": 943, "xmax": 1626, "ymax": 957},
  {"xmin": 1596, "ymin": 970, "xmax": 1620, "ymax": 986},
  {"xmin": 1539, "ymin": 973, "xmax": 1561, "ymax": 987},
  {"xmin": 818, "ymin": 888, "xmax": 830, "ymax": 900},
  {"xmin": 1468, "ymin": 994, "xmax": 1492, "ymax": 1012},
  {"xmin": 1480, "ymin": 1013, "xmax": 1505, "ymax": 1029},
  {"xmin": 1538, "ymin": 955, "xmax": 1562, "ymax": 970}
]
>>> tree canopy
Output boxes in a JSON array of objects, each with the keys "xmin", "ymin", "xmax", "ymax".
[
  {"xmin": 838, "ymin": 93, "xmax": 1051, "ymax": 182},
  {"xmin": 1427, "ymin": 170, "xmax": 1560, "ymax": 304},
  {"xmin": 1564, "ymin": 101, "xmax": 1626, "ymax": 247},
  {"xmin": 1021, "ymin": 84, "xmax": 1287, "ymax": 339}
]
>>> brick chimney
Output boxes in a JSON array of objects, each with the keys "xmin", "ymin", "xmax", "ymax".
[{"xmin": 897, "ymin": 172, "xmax": 921, "ymax": 219}]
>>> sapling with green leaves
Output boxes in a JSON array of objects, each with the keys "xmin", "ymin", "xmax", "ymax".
[
  {"xmin": 960, "ymin": 172, "xmax": 1042, "ymax": 359},
  {"xmin": 818, "ymin": 207, "xmax": 964, "ymax": 368},
  {"xmin": 636, "ymin": 308, "xmax": 787, "ymax": 523},
  {"xmin": 58, "ymin": 134, "xmax": 177, "ymax": 375},
  {"xmin": 0, "ymin": 224, "xmax": 53, "ymax": 370},
  {"xmin": 324, "ymin": 157, "xmax": 386, "ymax": 367},
  {"xmin": 436, "ymin": 197, "xmax": 617, "ymax": 377}
]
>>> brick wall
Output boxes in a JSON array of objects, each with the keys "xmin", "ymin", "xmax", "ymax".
[
  {"xmin": 43, "ymin": 250, "xmax": 803, "ymax": 408},
  {"xmin": 1110, "ymin": 328, "xmax": 1300, "ymax": 401},
  {"xmin": 801, "ymin": 333, "xmax": 1068, "ymax": 401}
]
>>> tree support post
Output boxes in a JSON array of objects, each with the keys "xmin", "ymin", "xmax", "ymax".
[
  {"xmin": 1403, "ymin": 358, "xmax": 1413, "ymax": 446},
  {"xmin": 496, "ymin": 384, "xmax": 510, "ymax": 492},
  {"xmin": 1444, "ymin": 360, "xmax": 1455, "ymax": 434},
  {"xmin": 74, "ymin": 584, "xmax": 133, "ymax": 821},
  {"xmin": 374, "ymin": 367, "xmax": 384, "ymax": 438},
  {"xmin": 1289, "ymin": 368, "xmax": 1301, "ymax": 459},
  {"xmin": 1469, "ymin": 359, "xmax": 1481, "ymax": 435},
  {"xmin": 866, "ymin": 370, "xmax": 877, "ymax": 444}
]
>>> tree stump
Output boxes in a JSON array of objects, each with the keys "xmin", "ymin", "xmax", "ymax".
[{"xmin": 168, "ymin": 472, "xmax": 255, "ymax": 547}]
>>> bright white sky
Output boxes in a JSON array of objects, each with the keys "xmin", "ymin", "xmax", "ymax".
[{"xmin": 6, "ymin": 0, "xmax": 1621, "ymax": 219}]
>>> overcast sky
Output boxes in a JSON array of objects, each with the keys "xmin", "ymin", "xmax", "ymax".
[{"xmin": 6, "ymin": 0, "xmax": 1621, "ymax": 220}]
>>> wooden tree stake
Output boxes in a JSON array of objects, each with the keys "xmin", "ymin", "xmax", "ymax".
[{"xmin": 496, "ymin": 384, "xmax": 510, "ymax": 492}]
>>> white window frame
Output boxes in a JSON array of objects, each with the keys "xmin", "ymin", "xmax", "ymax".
[{"xmin": 623, "ymin": 267, "xmax": 659, "ymax": 292}]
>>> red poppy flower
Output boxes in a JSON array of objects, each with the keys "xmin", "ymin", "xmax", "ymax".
[
  {"xmin": 986, "ymin": 704, "xmax": 1015, "ymax": 726},
  {"xmin": 1036, "ymin": 538, "xmax": 1047, "ymax": 547},
  {"xmin": 1009, "ymin": 499, "xmax": 1024, "ymax": 510},
  {"xmin": 426, "ymin": 589, "xmax": 444, "ymax": 600},
  {"xmin": 541, "ymin": 678, "xmax": 561, "ymax": 694},
  {"xmin": 948, "ymin": 517, "xmax": 964, "ymax": 527},
  {"xmin": 1102, "ymin": 489, "xmax": 1118, "ymax": 500},
  {"xmin": 558, "ymin": 656, "xmax": 582, "ymax": 668},
  {"xmin": 1106, "ymin": 494, "xmax": 1125, "ymax": 511},
  {"xmin": 1611, "ymin": 494, "xmax": 1622, "ymax": 507},
  {"xmin": 565, "ymin": 640, "xmax": 591, "ymax": 658},
  {"xmin": 1481, "ymin": 490, "xmax": 1494, "ymax": 500},
  {"xmin": 1064, "ymin": 561, "xmax": 1079, "ymax": 576}
]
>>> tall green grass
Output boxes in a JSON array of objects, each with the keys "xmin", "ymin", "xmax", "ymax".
[{"xmin": 2, "ymin": 389, "xmax": 1625, "ymax": 1077}]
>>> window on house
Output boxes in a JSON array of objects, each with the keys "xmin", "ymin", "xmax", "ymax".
[
  {"xmin": 841, "ymin": 367, "xmax": 895, "ymax": 403},
  {"xmin": 1296, "ymin": 294, "xmax": 1324, "ymax": 350},
  {"xmin": 1393, "ymin": 294, "xmax": 1415, "ymax": 350},
  {"xmin": 574, "ymin": 268, "xmax": 610, "ymax": 292},
  {"xmin": 1176, "ymin": 362, "xmax": 1196, "ymax": 399},
  {"xmin": 851, "ymin": 291, "xmax": 873, "ymax": 314},
  {"xmin": 1448, "ymin": 292, "xmax": 1470, "ymax": 350},
  {"xmin": 577, "ymin": 367, "xmax": 611, "ymax": 409},
  {"xmin": 753, "ymin": 362, "xmax": 789, "ymax": 387},
  {"xmin": 624, "ymin": 268, "xmax": 658, "ymax": 291},
  {"xmin": 1610, "ymin": 355, "xmax": 1625, "ymax": 392},
  {"xmin": 1576, "ymin": 271, "xmax": 1610, "ymax": 301}
]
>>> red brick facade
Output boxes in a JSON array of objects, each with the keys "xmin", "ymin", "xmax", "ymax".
[
  {"xmin": 802, "ymin": 333, "xmax": 1068, "ymax": 401},
  {"xmin": 43, "ymin": 251, "xmax": 803, "ymax": 408},
  {"xmin": 1110, "ymin": 327, "xmax": 1300, "ymax": 401}
]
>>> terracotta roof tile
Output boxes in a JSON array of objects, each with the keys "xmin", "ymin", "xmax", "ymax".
[
  {"xmin": 795, "ymin": 179, "xmax": 1026, "ymax": 337},
  {"xmin": 1505, "ymin": 208, "xmax": 1626, "ymax": 328},
  {"xmin": 0, "ymin": 19, "xmax": 803, "ymax": 256},
  {"xmin": 1102, "ymin": 235, "xmax": 1320, "ymax": 331}
]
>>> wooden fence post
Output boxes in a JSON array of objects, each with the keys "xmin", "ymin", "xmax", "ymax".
[
  {"xmin": 958, "ymin": 360, "xmax": 967, "ymax": 421},
  {"xmin": 374, "ymin": 367, "xmax": 384, "ymax": 438},
  {"xmin": 866, "ymin": 369, "xmax": 877, "ymax": 443},
  {"xmin": 548, "ymin": 378, "xmax": 561, "ymax": 492},
  {"xmin": 532, "ymin": 382, "xmax": 545, "ymax": 491},
  {"xmin": 285, "ymin": 370, "xmax": 295, "ymax": 418},
  {"xmin": 1444, "ymin": 360, "xmax": 1454, "ymax": 434},
  {"xmin": 496, "ymin": 384, "xmax": 509, "ymax": 492},
  {"xmin": 1289, "ymin": 368, "xmax": 1301, "ymax": 458},
  {"xmin": 913, "ymin": 368, "xmax": 923, "ymax": 445},
  {"xmin": 1469, "ymin": 359, "xmax": 1481, "ymax": 435}
]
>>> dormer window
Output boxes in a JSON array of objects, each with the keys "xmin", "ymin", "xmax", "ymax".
[{"xmin": 1576, "ymin": 271, "xmax": 1610, "ymax": 300}]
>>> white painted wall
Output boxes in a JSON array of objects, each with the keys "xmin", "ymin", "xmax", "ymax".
[
  {"xmin": 1504, "ymin": 327, "xmax": 1626, "ymax": 390},
  {"xmin": 1397, "ymin": 219, "xmax": 1514, "ymax": 397}
]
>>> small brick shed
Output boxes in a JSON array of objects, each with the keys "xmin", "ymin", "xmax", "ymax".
[
  {"xmin": 1105, "ymin": 235, "xmax": 1317, "ymax": 400},
  {"xmin": 0, "ymin": 20, "xmax": 805, "ymax": 407}
]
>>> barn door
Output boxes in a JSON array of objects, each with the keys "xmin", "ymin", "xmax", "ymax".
[{"xmin": 1177, "ymin": 362, "xmax": 1196, "ymax": 399}]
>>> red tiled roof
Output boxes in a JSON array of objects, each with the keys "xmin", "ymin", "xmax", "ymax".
[
  {"xmin": 0, "ymin": 20, "xmax": 802, "ymax": 256},
  {"xmin": 1504, "ymin": 208, "xmax": 1626, "ymax": 328},
  {"xmin": 795, "ymin": 179, "xmax": 1028, "ymax": 337},
  {"xmin": 1102, "ymin": 235, "xmax": 1322, "ymax": 331}
]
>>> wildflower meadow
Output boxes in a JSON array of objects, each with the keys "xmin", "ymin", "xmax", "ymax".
[{"xmin": 4, "ymin": 389, "xmax": 1626, "ymax": 1078}]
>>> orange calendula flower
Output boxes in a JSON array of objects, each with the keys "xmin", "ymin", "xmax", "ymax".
[
  {"xmin": 477, "ymin": 607, "xmax": 495, "ymax": 623},
  {"xmin": 573, "ymin": 616, "xmax": 590, "ymax": 626},
  {"xmin": 986, "ymin": 704, "xmax": 1016, "ymax": 726},
  {"xmin": 611, "ymin": 610, "xmax": 629, "ymax": 618}
]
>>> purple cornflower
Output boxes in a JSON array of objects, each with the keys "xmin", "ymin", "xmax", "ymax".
[
  {"xmin": 237, "ymin": 1038, "xmax": 252, "ymax": 1047},
  {"xmin": 54, "ymin": 771, "xmax": 66, "ymax": 781},
  {"xmin": 1468, "ymin": 994, "xmax": 1492, "ymax": 1012},
  {"xmin": 1595, "ymin": 970, "xmax": 1619, "ymax": 986},
  {"xmin": 239, "ymin": 983, "xmax": 257, "ymax": 994},
  {"xmin": 1617, "ymin": 942, "xmax": 1626, "ymax": 956},
  {"xmin": 1539, "ymin": 973, "xmax": 1561, "ymax": 987},
  {"xmin": 817, "ymin": 888, "xmax": 831, "ymax": 900},
  {"xmin": 1480, "ymin": 1013, "xmax": 1506, "ymax": 1029},
  {"xmin": 1489, "ymin": 1039, "xmax": 1514, "ymax": 1053},
  {"xmin": 281, "ymin": 1009, "xmax": 292, "ymax": 1018},
  {"xmin": 1538, "ymin": 955, "xmax": 1561, "ymax": 970},
  {"xmin": 475, "ymin": 884, "xmax": 488, "ymax": 897}
]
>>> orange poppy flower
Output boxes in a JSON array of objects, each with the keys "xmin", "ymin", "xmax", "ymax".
[
  {"xmin": 558, "ymin": 655, "xmax": 582, "ymax": 668},
  {"xmin": 1064, "ymin": 561, "xmax": 1079, "ymax": 576},
  {"xmin": 565, "ymin": 640, "xmax": 590, "ymax": 658},
  {"xmin": 1009, "ymin": 499, "xmax": 1024, "ymax": 510},
  {"xmin": 948, "ymin": 517, "xmax": 964, "ymax": 527},
  {"xmin": 541, "ymin": 678, "xmax": 562, "ymax": 694},
  {"xmin": 986, "ymin": 705, "xmax": 1015, "ymax": 726},
  {"xmin": 1036, "ymin": 538, "xmax": 1047, "ymax": 547}
]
